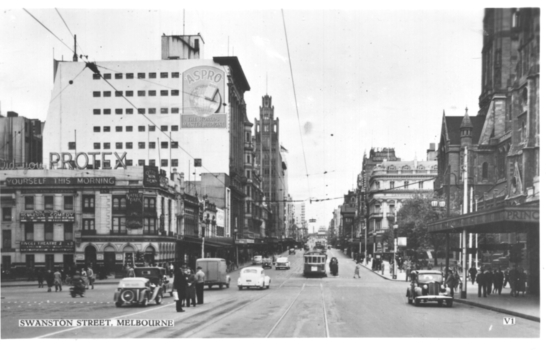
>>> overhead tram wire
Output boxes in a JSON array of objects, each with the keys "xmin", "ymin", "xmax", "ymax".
[
  {"xmin": 55, "ymin": 8, "xmax": 86, "ymax": 58},
  {"xmin": 23, "ymin": 9, "xmax": 74, "ymax": 54},
  {"xmin": 49, "ymin": 67, "xmax": 87, "ymax": 103},
  {"xmin": 281, "ymin": 9, "xmax": 311, "ymax": 199}
]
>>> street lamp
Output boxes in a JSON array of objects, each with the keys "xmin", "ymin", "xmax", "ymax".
[{"xmin": 393, "ymin": 224, "xmax": 398, "ymax": 279}]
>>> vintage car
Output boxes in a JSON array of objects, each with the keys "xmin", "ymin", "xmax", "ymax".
[
  {"xmin": 252, "ymin": 255, "xmax": 263, "ymax": 265},
  {"xmin": 114, "ymin": 267, "xmax": 165, "ymax": 307},
  {"xmin": 275, "ymin": 257, "xmax": 291, "ymax": 270},
  {"xmin": 262, "ymin": 258, "xmax": 273, "ymax": 269},
  {"xmin": 289, "ymin": 248, "xmax": 296, "ymax": 255},
  {"xmin": 238, "ymin": 267, "xmax": 271, "ymax": 290},
  {"xmin": 406, "ymin": 270, "xmax": 453, "ymax": 307}
]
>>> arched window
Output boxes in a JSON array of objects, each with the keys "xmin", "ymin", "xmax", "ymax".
[
  {"xmin": 402, "ymin": 165, "xmax": 412, "ymax": 174},
  {"xmin": 482, "ymin": 162, "xmax": 489, "ymax": 180},
  {"xmin": 387, "ymin": 165, "xmax": 397, "ymax": 173},
  {"xmin": 416, "ymin": 165, "xmax": 426, "ymax": 173}
]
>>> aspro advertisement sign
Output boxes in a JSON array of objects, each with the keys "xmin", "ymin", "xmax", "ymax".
[{"xmin": 181, "ymin": 66, "xmax": 226, "ymax": 128}]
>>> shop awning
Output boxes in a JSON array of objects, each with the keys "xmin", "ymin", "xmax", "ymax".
[{"xmin": 180, "ymin": 235, "xmax": 234, "ymax": 248}]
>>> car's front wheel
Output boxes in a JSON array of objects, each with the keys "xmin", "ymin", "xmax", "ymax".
[
  {"xmin": 156, "ymin": 294, "xmax": 163, "ymax": 305},
  {"xmin": 413, "ymin": 296, "xmax": 420, "ymax": 306},
  {"xmin": 446, "ymin": 300, "xmax": 453, "ymax": 307}
]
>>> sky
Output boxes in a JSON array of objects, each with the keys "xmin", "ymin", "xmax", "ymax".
[{"xmin": 0, "ymin": 3, "xmax": 492, "ymax": 229}]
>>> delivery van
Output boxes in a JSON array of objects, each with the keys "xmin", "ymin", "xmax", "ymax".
[{"xmin": 196, "ymin": 258, "xmax": 231, "ymax": 289}]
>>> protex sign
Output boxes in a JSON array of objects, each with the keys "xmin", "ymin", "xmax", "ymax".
[
  {"xmin": 181, "ymin": 66, "xmax": 226, "ymax": 128},
  {"xmin": 49, "ymin": 152, "xmax": 127, "ymax": 169}
]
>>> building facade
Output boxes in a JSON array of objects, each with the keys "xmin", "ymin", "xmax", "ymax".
[{"xmin": 0, "ymin": 111, "xmax": 43, "ymax": 168}]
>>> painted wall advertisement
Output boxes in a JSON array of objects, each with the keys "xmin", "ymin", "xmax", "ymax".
[
  {"xmin": 181, "ymin": 66, "xmax": 226, "ymax": 128},
  {"xmin": 126, "ymin": 191, "xmax": 143, "ymax": 229},
  {"xmin": 143, "ymin": 166, "xmax": 159, "ymax": 188},
  {"xmin": 20, "ymin": 241, "xmax": 75, "ymax": 253}
]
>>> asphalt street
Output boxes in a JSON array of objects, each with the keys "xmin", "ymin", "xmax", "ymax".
[{"xmin": 1, "ymin": 249, "xmax": 540, "ymax": 338}]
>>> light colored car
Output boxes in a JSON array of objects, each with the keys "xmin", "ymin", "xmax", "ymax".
[
  {"xmin": 252, "ymin": 255, "xmax": 263, "ymax": 265},
  {"xmin": 275, "ymin": 257, "xmax": 291, "ymax": 270},
  {"xmin": 238, "ymin": 267, "xmax": 271, "ymax": 290}
]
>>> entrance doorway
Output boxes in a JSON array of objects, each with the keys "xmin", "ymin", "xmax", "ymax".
[
  {"xmin": 63, "ymin": 254, "xmax": 74, "ymax": 273},
  {"xmin": 145, "ymin": 246, "xmax": 155, "ymax": 266},
  {"xmin": 104, "ymin": 246, "xmax": 116, "ymax": 274},
  {"xmin": 85, "ymin": 245, "xmax": 97, "ymax": 268}
]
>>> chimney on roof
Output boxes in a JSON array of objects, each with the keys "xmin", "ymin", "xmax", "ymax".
[
  {"xmin": 161, "ymin": 34, "xmax": 205, "ymax": 60},
  {"xmin": 427, "ymin": 142, "xmax": 438, "ymax": 161},
  {"xmin": 72, "ymin": 35, "xmax": 78, "ymax": 62}
]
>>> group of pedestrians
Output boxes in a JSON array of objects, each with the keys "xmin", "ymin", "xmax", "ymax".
[
  {"xmin": 173, "ymin": 265, "xmax": 206, "ymax": 313},
  {"xmin": 36, "ymin": 266, "xmax": 94, "ymax": 292},
  {"xmin": 473, "ymin": 266, "xmax": 527, "ymax": 298}
]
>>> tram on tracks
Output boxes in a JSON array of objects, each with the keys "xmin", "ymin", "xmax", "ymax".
[{"xmin": 303, "ymin": 250, "xmax": 328, "ymax": 277}]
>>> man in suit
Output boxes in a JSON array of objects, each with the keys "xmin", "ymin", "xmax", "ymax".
[
  {"xmin": 476, "ymin": 268, "xmax": 487, "ymax": 298},
  {"xmin": 173, "ymin": 265, "xmax": 187, "ymax": 312}
]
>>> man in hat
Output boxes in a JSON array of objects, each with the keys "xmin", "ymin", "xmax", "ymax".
[{"xmin": 195, "ymin": 266, "xmax": 206, "ymax": 305}]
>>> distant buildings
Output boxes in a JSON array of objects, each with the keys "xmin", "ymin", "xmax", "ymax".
[{"xmin": 0, "ymin": 111, "xmax": 43, "ymax": 168}]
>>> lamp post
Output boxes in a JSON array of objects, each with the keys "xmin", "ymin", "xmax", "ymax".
[{"xmin": 393, "ymin": 223, "xmax": 398, "ymax": 279}]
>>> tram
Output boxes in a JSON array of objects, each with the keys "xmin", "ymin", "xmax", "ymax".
[{"xmin": 303, "ymin": 250, "xmax": 328, "ymax": 277}]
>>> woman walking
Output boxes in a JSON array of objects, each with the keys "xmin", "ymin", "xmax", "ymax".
[
  {"xmin": 185, "ymin": 268, "xmax": 197, "ymax": 307},
  {"xmin": 45, "ymin": 270, "xmax": 54, "ymax": 292}
]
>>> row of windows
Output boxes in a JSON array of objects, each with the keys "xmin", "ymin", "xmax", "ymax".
[
  {"xmin": 93, "ymin": 125, "xmax": 178, "ymax": 132},
  {"xmin": 89, "ymin": 141, "xmax": 178, "ymax": 150},
  {"xmin": 72, "ymin": 159, "xmax": 179, "ymax": 168},
  {"xmin": 21, "ymin": 196, "xmax": 73, "ymax": 211},
  {"xmin": 22, "ymin": 223, "xmax": 74, "ymax": 241},
  {"xmin": 93, "ymin": 90, "xmax": 180, "ymax": 98},
  {"xmin": 93, "ymin": 107, "xmax": 180, "ymax": 115},
  {"xmin": 93, "ymin": 72, "xmax": 180, "ymax": 80}
]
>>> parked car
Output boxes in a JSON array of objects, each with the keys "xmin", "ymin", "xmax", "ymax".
[
  {"xmin": 114, "ymin": 267, "xmax": 166, "ymax": 307},
  {"xmin": 275, "ymin": 257, "xmax": 291, "ymax": 270},
  {"xmin": 289, "ymin": 248, "xmax": 296, "ymax": 255},
  {"xmin": 262, "ymin": 258, "xmax": 273, "ymax": 269},
  {"xmin": 196, "ymin": 258, "xmax": 231, "ymax": 289},
  {"xmin": 238, "ymin": 267, "xmax": 271, "ymax": 290},
  {"xmin": 406, "ymin": 270, "xmax": 453, "ymax": 307},
  {"xmin": 252, "ymin": 255, "xmax": 263, "ymax": 265}
]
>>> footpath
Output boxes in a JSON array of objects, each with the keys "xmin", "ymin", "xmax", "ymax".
[{"xmin": 360, "ymin": 260, "xmax": 540, "ymax": 323}]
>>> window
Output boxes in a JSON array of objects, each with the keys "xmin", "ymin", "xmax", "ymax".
[
  {"xmin": 126, "ymin": 91, "xmax": 134, "ymax": 97},
  {"xmin": 171, "ymin": 90, "xmax": 179, "ymax": 96},
  {"xmin": 143, "ymin": 218, "xmax": 156, "ymax": 234},
  {"xmin": 116, "ymin": 142, "xmax": 122, "ymax": 149},
  {"xmin": 418, "ymin": 181, "xmax": 424, "ymax": 189},
  {"xmin": 95, "ymin": 160, "xmax": 101, "ymax": 168},
  {"xmin": 126, "ymin": 108, "xmax": 134, "ymax": 115},
  {"xmin": 246, "ymin": 170, "xmax": 251, "ymax": 178},
  {"xmin": 138, "ymin": 90, "xmax": 145, "ymax": 97},
  {"xmin": 112, "ymin": 217, "xmax": 126, "ymax": 233},
  {"xmin": 161, "ymin": 159, "xmax": 168, "ymax": 167},
  {"xmin": 160, "ymin": 90, "xmax": 168, "ymax": 96},
  {"xmin": 404, "ymin": 181, "xmax": 409, "ymax": 189},
  {"xmin": 93, "ymin": 143, "xmax": 101, "ymax": 149},
  {"xmin": 148, "ymin": 91, "xmax": 156, "ymax": 96},
  {"xmin": 150, "ymin": 73, "xmax": 157, "ymax": 79},
  {"xmin": 138, "ymin": 160, "xmax": 145, "ymax": 166},
  {"xmin": 93, "ymin": 73, "xmax": 100, "ymax": 80},
  {"xmin": 402, "ymin": 165, "xmax": 412, "ymax": 174},
  {"xmin": 138, "ymin": 142, "xmax": 146, "ymax": 149},
  {"xmin": 113, "ymin": 196, "xmax": 127, "ymax": 210},
  {"xmin": 149, "ymin": 142, "xmax": 156, "ymax": 149},
  {"xmin": 126, "ymin": 159, "xmax": 133, "ymax": 166},
  {"xmin": 2, "ymin": 208, "xmax": 12, "ymax": 221},
  {"xmin": 126, "ymin": 73, "xmax": 134, "ymax": 79},
  {"xmin": 44, "ymin": 223, "xmax": 54, "ymax": 241},
  {"xmin": 137, "ymin": 108, "xmax": 145, "ymax": 114},
  {"xmin": 171, "ymin": 159, "xmax": 178, "ymax": 167},
  {"xmin": 103, "ymin": 126, "xmax": 110, "ymax": 132},
  {"xmin": 171, "ymin": 107, "xmax": 179, "ymax": 114},
  {"xmin": 160, "ymin": 126, "xmax": 168, "ymax": 132},
  {"xmin": 171, "ymin": 72, "xmax": 179, "ymax": 78},
  {"xmin": 148, "ymin": 108, "xmax": 156, "ymax": 114},
  {"xmin": 116, "ymin": 126, "xmax": 123, "ymax": 132},
  {"xmin": 171, "ymin": 141, "xmax": 178, "ymax": 148},
  {"xmin": 482, "ymin": 162, "xmax": 489, "ymax": 180},
  {"xmin": 115, "ymin": 91, "xmax": 123, "ymax": 97},
  {"xmin": 64, "ymin": 223, "xmax": 73, "ymax": 241},
  {"xmin": 45, "ymin": 196, "xmax": 54, "ymax": 210},
  {"xmin": 115, "ymin": 108, "xmax": 123, "ymax": 115},
  {"xmin": 83, "ymin": 195, "xmax": 95, "ymax": 211},
  {"xmin": 126, "ymin": 126, "xmax": 133, "ymax": 132},
  {"xmin": 93, "ymin": 109, "xmax": 101, "ymax": 115},
  {"xmin": 149, "ymin": 125, "xmax": 155, "ymax": 132},
  {"xmin": 171, "ymin": 125, "xmax": 179, "ymax": 131},
  {"xmin": 160, "ymin": 72, "xmax": 168, "ymax": 78},
  {"xmin": 103, "ymin": 73, "xmax": 111, "ymax": 79},
  {"xmin": 25, "ymin": 223, "xmax": 34, "ymax": 241},
  {"xmin": 138, "ymin": 126, "xmax": 145, "ymax": 132},
  {"xmin": 138, "ymin": 72, "xmax": 145, "ymax": 79},
  {"xmin": 161, "ymin": 142, "xmax": 169, "ymax": 149},
  {"xmin": 93, "ymin": 126, "xmax": 100, "ymax": 132},
  {"xmin": 25, "ymin": 196, "xmax": 34, "ymax": 210},
  {"xmin": 390, "ymin": 181, "xmax": 394, "ymax": 189},
  {"xmin": 104, "ymin": 109, "xmax": 111, "ymax": 115},
  {"xmin": 160, "ymin": 108, "xmax": 169, "ymax": 114},
  {"xmin": 68, "ymin": 142, "xmax": 76, "ymax": 150},
  {"xmin": 126, "ymin": 142, "xmax": 133, "ymax": 149},
  {"xmin": 149, "ymin": 160, "xmax": 156, "ymax": 166},
  {"xmin": 144, "ymin": 197, "xmax": 156, "ymax": 209},
  {"xmin": 375, "ymin": 181, "xmax": 380, "ymax": 189},
  {"xmin": 64, "ymin": 196, "xmax": 73, "ymax": 210},
  {"xmin": 115, "ymin": 73, "xmax": 122, "ymax": 79},
  {"xmin": 103, "ymin": 91, "xmax": 112, "ymax": 97},
  {"xmin": 2, "ymin": 230, "xmax": 12, "ymax": 249},
  {"xmin": 83, "ymin": 219, "xmax": 95, "ymax": 231},
  {"xmin": 93, "ymin": 91, "xmax": 101, "ymax": 97}
]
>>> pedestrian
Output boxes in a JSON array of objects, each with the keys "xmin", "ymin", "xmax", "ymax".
[
  {"xmin": 381, "ymin": 260, "xmax": 386, "ymax": 275},
  {"xmin": 452, "ymin": 270, "xmax": 461, "ymax": 293},
  {"xmin": 503, "ymin": 268, "xmax": 510, "ymax": 288},
  {"xmin": 468, "ymin": 265, "xmax": 477, "ymax": 285},
  {"xmin": 87, "ymin": 266, "xmax": 95, "ymax": 290},
  {"xmin": 353, "ymin": 264, "xmax": 361, "ymax": 279},
  {"xmin": 36, "ymin": 269, "xmax": 44, "ymax": 288},
  {"xmin": 45, "ymin": 269, "xmax": 54, "ymax": 292},
  {"xmin": 517, "ymin": 268, "xmax": 527, "ymax": 297},
  {"xmin": 485, "ymin": 269, "xmax": 493, "ymax": 295},
  {"xmin": 169, "ymin": 263, "xmax": 175, "ymax": 277},
  {"xmin": 195, "ymin": 266, "xmax": 206, "ymax": 305},
  {"xmin": 476, "ymin": 268, "xmax": 487, "ymax": 298},
  {"xmin": 444, "ymin": 270, "xmax": 457, "ymax": 297},
  {"xmin": 61, "ymin": 269, "xmax": 67, "ymax": 284},
  {"xmin": 185, "ymin": 268, "xmax": 197, "ymax": 307},
  {"xmin": 509, "ymin": 267, "xmax": 517, "ymax": 296},
  {"xmin": 173, "ymin": 265, "xmax": 187, "ymax": 313},
  {"xmin": 127, "ymin": 265, "xmax": 135, "ymax": 278},
  {"xmin": 81, "ymin": 268, "xmax": 89, "ymax": 289},
  {"xmin": 494, "ymin": 269, "xmax": 504, "ymax": 294},
  {"xmin": 54, "ymin": 269, "xmax": 63, "ymax": 292}
]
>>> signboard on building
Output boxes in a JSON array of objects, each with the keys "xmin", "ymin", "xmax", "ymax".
[
  {"xmin": 6, "ymin": 177, "xmax": 115, "ymax": 187},
  {"xmin": 397, "ymin": 237, "xmax": 407, "ymax": 247},
  {"xmin": 20, "ymin": 241, "xmax": 75, "ymax": 253},
  {"xmin": 126, "ymin": 191, "xmax": 143, "ymax": 229},
  {"xmin": 181, "ymin": 66, "xmax": 226, "ymax": 128},
  {"xmin": 20, "ymin": 211, "xmax": 75, "ymax": 222},
  {"xmin": 143, "ymin": 166, "xmax": 159, "ymax": 188}
]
